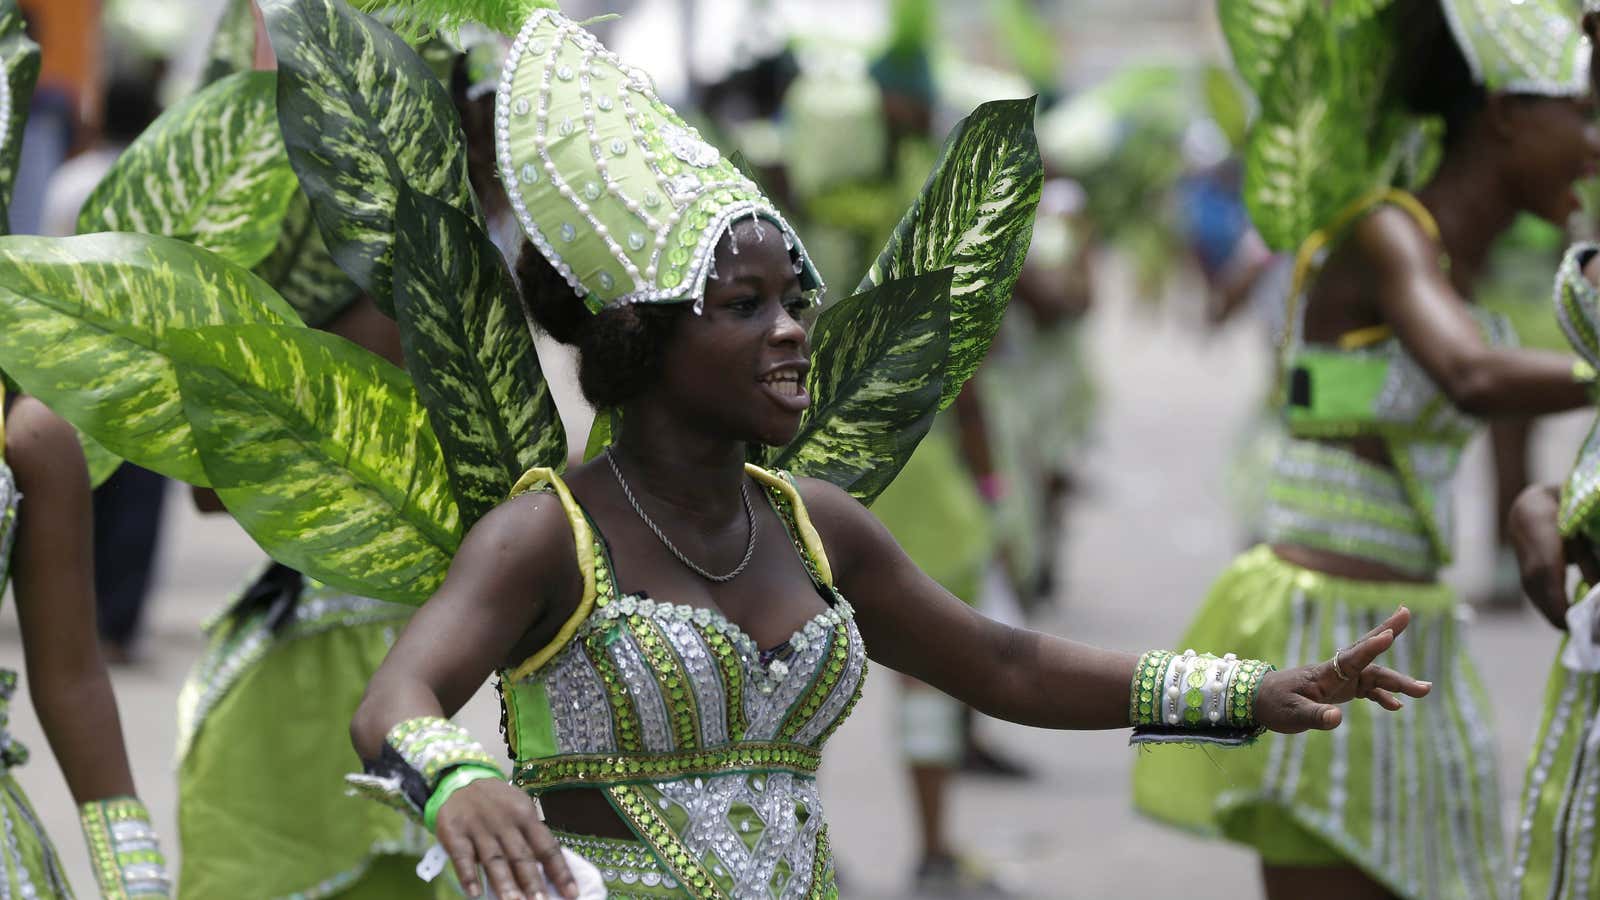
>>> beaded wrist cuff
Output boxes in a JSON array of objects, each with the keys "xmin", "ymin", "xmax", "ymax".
[
  {"xmin": 347, "ymin": 717, "xmax": 504, "ymax": 826},
  {"xmin": 1129, "ymin": 649, "xmax": 1274, "ymax": 747},
  {"xmin": 388, "ymin": 716, "xmax": 503, "ymax": 786},
  {"xmin": 79, "ymin": 797, "xmax": 171, "ymax": 899}
]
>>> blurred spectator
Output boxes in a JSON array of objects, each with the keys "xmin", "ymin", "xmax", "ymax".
[{"xmin": 14, "ymin": 0, "xmax": 101, "ymax": 235}]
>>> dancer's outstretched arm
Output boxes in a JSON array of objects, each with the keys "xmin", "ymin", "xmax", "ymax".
[{"xmin": 800, "ymin": 476, "xmax": 1431, "ymax": 734}]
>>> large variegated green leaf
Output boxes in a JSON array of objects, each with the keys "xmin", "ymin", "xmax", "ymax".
[
  {"xmin": 79, "ymin": 433, "xmax": 122, "ymax": 489},
  {"xmin": 1242, "ymin": 9, "xmax": 1331, "ymax": 251},
  {"xmin": 393, "ymin": 188, "xmax": 563, "ymax": 526},
  {"xmin": 1218, "ymin": 0, "xmax": 1309, "ymax": 95},
  {"xmin": 77, "ymin": 72, "xmax": 299, "ymax": 269},
  {"xmin": 0, "ymin": 2, "xmax": 39, "ymax": 233},
  {"xmin": 583, "ymin": 408, "xmax": 618, "ymax": 463},
  {"xmin": 171, "ymin": 324, "xmax": 459, "ymax": 604},
  {"xmin": 858, "ymin": 98, "xmax": 1040, "ymax": 411},
  {"xmin": 1242, "ymin": 5, "xmax": 1402, "ymax": 251},
  {"xmin": 0, "ymin": 234, "xmax": 302, "ymax": 485},
  {"xmin": 262, "ymin": 0, "xmax": 475, "ymax": 312},
  {"xmin": 254, "ymin": 190, "xmax": 363, "ymax": 327},
  {"xmin": 201, "ymin": 0, "xmax": 260, "ymax": 86},
  {"xmin": 773, "ymin": 270, "xmax": 952, "ymax": 505}
]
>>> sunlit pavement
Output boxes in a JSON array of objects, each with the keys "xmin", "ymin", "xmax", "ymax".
[{"xmin": 1, "ymin": 263, "xmax": 1577, "ymax": 898}]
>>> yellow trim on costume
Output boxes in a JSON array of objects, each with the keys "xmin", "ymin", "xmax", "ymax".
[
  {"xmin": 744, "ymin": 464, "xmax": 834, "ymax": 587},
  {"xmin": 507, "ymin": 467, "xmax": 597, "ymax": 682},
  {"xmin": 1337, "ymin": 325, "xmax": 1394, "ymax": 350},
  {"xmin": 1278, "ymin": 189, "xmax": 1443, "ymax": 401}
]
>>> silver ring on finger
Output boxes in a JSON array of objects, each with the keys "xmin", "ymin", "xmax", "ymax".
[{"xmin": 1331, "ymin": 649, "xmax": 1352, "ymax": 681}]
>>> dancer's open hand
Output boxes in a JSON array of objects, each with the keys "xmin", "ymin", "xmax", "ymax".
[
  {"xmin": 1251, "ymin": 606, "xmax": 1432, "ymax": 734},
  {"xmin": 436, "ymin": 778, "xmax": 578, "ymax": 900}
]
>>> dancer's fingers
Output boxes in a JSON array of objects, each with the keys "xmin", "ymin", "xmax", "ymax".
[
  {"xmin": 1361, "ymin": 664, "xmax": 1431, "ymax": 699},
  {"xmin": 1335, "ymin": 628, "xmax": 1396, "ymax": 679},
  {"xmin": 1365, "ymin": 687, "xmax": 1402, "ymax": 711}
]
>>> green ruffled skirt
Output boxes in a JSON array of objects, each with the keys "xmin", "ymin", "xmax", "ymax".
[
  {"xmin": 175, "ymin": 571, "xmax": 439, "ymax": 899},
  {"xmin": 1132, "ymin": 546, "xmax": 1504, "ymax": 899},
  {"xmin": 1509, "ymin": 644, "xmax": 1600, "ymax": 900}
]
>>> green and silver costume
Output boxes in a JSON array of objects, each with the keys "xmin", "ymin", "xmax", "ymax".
[
  {"xmin": 1137, "ymin": 0, "xmax": 1590, "ymax": 894},
  {"xmin": 497, "ymin": 466, "xmax": 865, "ymax": 898},
  {"xmin": 0, "ymin": 0, "xmax": 1043, "ymax": 896},
  {"xmin": 1133, "ymin": 196, "xmax": 1513, "ymax": 895},
  {"xmin": 1507, "ymin": 243, "xmax": 1600, "ymax": 900}
]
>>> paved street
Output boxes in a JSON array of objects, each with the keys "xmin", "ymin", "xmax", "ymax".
[{"xmin": 0, "ymin": 263, "xmax": 1582, "ymax": 898}]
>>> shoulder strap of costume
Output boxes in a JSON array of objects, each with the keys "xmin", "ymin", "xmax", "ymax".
[
  {"xmin": 505, "ymin": 466, "xmax": 597, "ymax": 682},
  {"xmin": 1276, "ymin": 188, "xmax": 1442, "ymax": 401},
  {"xmin": 744, "ymin": 464, "xmax": 834, "ymax": 588}
]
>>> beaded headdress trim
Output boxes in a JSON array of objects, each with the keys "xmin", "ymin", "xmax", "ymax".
[
  {"xmin": 493, "ymin": 9, "xmax": 824, "ymax": 313},
  {"xmin": 1441, "ymin": 0, "xmax": 1592, "ymax": 97}
]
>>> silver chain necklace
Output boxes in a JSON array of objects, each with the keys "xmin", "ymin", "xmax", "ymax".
[{"xmin": 604, "ymin": 450, "xmax": 758, "ymax": 583}]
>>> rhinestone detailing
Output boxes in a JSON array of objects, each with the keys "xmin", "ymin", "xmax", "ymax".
[
  {"xmin": 493, "ymin": 9, "xmax": 825, "ymax": 311},
  {"xmin": 1442, "ymin": 0, "xmax": 1591, "ymax": 96},
  {"xmin": 606, "ymin": 450, "xmax": 757, "ymax": 583},
  {"xmin": 498, "ymin": 466, "xmax": 863, "ymax": 899}
]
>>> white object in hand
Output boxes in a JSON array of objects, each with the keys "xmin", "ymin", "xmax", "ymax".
[
  {"xmin": 416, "ymin": 843, "xmax": 609, "ymax": 899},
  {"xmin": 1561, "ymin": 584, "xmax": 1600, "ymax": 673}
]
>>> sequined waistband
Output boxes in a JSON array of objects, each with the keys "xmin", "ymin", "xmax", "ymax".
[
  {"xmin": 513, "ymin": 743, "xmax": 821, "ymax": 792},
  {"xmin": 552, "ymin": 831, "xmax": 682, "ymax": 896},
  {"xmin": 1261, "ymin": 439, "xmax": 1437, "ymax": 578}
]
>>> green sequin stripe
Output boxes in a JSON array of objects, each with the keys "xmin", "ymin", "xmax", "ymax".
[
  {"xmin": 808, "ymin": 826, "xmax": 836, "ymax": 899},
  {"xmin": 1130, "ymin": 651, "xmax": 1173, "ymax": 727},
  {"xmin": 706, "ymin": 625, "xmax": 749, "ymax": 741},
  {"xmin": 585, "ymin": 627, "xmax": 648, "ymax": 753},
  {"xmin": 810, "ymin": 656, "xmax": 867, "ymax": 749},
  {"xmin": 1225, "ymin": 660, "xmax": 1274, "ymax": 730},
  {"xmin": 607, "ymin": 784, "xmax": 732, "ymax": 900},
  {"xmin": 584, "ymin": 534, "xmax": 649, "ymax": 752},
  {"xmin": 632, "ymin": 613, "xmax": 701, "ymax": 750},
  {"xmin": 778, "ymin": 628, "xmax": 848, "ymax": 743},
  {"xmin": 514, "ymin": 742, "xmax": 822, "ymax": 791}
]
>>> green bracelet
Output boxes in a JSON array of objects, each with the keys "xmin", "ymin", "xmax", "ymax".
[{"xmin": 423, "ymin": 764, "xmax": 504, "ymax": 832}]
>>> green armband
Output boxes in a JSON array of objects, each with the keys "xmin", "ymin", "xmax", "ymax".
[
  {"xmin": 79, "ymin": 796, "xmax": 171, "ymax": 898},
  {"xmin": 424, "ymin": 764, "xmax": 504, "ymax": 832},
  {"xmin": 1129, "ymin": 649, "xmax": 1273, "ymax": 747}
]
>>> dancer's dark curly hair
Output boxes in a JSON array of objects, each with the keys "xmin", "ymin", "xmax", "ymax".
[{"xmin": 515, "ymin": 242, "xmax": 684, "ymax": 408}]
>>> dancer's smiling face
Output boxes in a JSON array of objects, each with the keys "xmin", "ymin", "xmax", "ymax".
[{"xmin": 650, "ymin": 219, "xmax": 817, "ymax": 446}]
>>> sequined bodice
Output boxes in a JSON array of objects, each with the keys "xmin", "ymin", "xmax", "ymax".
[
  {"xmin": 498, "ymin": 466, "xmax": 866, "ymax": 899},
  {"xmin": 1272, "ymin": 308, "xmax": 1514, "ymax": 574}
]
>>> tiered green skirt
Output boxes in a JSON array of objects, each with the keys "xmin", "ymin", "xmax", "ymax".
[{"xmin": 1132, "ymin": 546, "xmax": 1504, "ymax": 900}]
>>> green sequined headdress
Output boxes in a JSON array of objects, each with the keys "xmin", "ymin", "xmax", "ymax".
[
  {"xmin": 1442, "ymin": 0, "xmax": 1590, "ymax": 95},
  {"xmin": 493, "ymin": 9, "xmax": 822, "ymax": 313}
]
